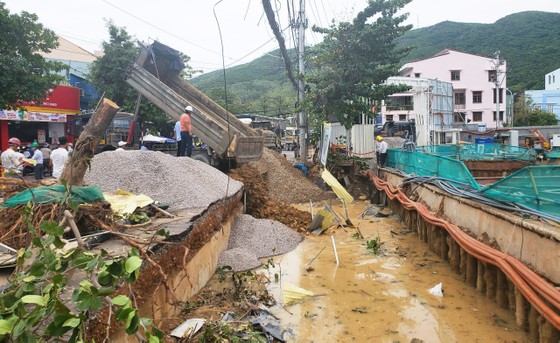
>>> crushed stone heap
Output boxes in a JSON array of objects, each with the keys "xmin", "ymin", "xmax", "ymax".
[
  {"xmin": 251, "ymin": 149, "xmax": 327, "ymax": 204},
  {"xmin": 85, "ymin": 150, "xmax": 242, "ymax": 211},
  {"xmin": 218, "ymin": 214, "xmax": 303, "ymax": 272}
]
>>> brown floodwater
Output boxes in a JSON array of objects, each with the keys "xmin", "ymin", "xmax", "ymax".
[{"xmin": 262, "ymin": 200, "xmax": 530, "ymax": 343}]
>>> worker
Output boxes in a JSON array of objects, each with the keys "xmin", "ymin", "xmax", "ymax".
[
  {"xmin": 41, "ymin": 143, "xmax": 51, "ymax": 176},
  {"xmin": 179, "ymin": 105, "xmax": 193, "ymax": 157},
  {"xmin": 173, "ymin": 118, "xmax": 182, "ymax": 157},
  {"xmin": 1, "ymin": 137, "xmax": 23, "ymax": 176},
  {"xmin": 376, "ymin": 135, "xmax": 388, "ymax": 167},
  {"xmin": 29, "ymin": 142, "xmax": 44, "ymax": 180},
  {"xmin": 50, "ymin": 136, "xmax": 69, "ymax": 179},
  {"xmin": 116, "ymin": 141, "xmax": 127, "ymax": 152}
]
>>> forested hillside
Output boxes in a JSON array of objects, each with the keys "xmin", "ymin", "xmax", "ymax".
[{"xmin": 190, "ymin": 11, "xmax": 560, "ymax": 114}]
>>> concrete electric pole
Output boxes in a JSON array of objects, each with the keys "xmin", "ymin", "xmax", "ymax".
[{"xmin": 297, "ymin": 0, "xmax": 308, "ymax": 162}]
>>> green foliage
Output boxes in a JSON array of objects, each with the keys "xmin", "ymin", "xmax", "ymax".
[
  {"xmin": 513, "ymin": 94, "xmax": 558, "ymax": 126},
  {"xmin": 305, "ymin": 0, "xmax": 413, "ymax": 130},
  {"xmin": 190, "ymin": 49, "xmax": 297, "ymax": 117},
  {"xmin": 0, "ymin": 3, "xmax": 65, "ymax": 108},
  {"xmin": 364, "ymin": 237, "xmax": 385, "ymax": 255},
  {"xmin": 0, "ymin": 205, "xmax": 161, "ymax": 341},
  {"xmin": 397, "ymin": 11, "xmax": 560, "ymax": 93}
]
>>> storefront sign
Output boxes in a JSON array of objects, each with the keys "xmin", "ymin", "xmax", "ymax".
[
  {"xmin": 19, "ymin": 85, "xmax": 80, "ymax": 113},
  {"xmin": 0, "ymin": 110, "xmax": 67, "ymax": 123}
]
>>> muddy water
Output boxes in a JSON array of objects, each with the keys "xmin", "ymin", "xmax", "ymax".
[{"xmin": 264, "ymin": 201, "xmax": 530, "ymax": 343}]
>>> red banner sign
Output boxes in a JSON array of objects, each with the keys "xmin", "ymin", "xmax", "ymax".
[{"xmin": 19, "ymin": 85, "xmax": 80, "ymax": 113}]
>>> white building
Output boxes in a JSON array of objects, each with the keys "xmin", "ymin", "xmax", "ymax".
[
  {"xmin": 400, "ymin": 49, "xmax": 508, "ymax": 129},
  {"xmin": 381, "ymin": 77, "xmax": 454, "ymax": 146},
  {"xmin": 545, "ymin": 68, "xmax": 560, "ymax": 90}
]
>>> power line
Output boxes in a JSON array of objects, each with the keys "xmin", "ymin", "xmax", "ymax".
[{"xmin": 101, "ymin": 0, "xmax": 235, "ymax": 61}]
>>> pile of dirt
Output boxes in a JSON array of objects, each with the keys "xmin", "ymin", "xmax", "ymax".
[
  {"xmin": 250, "ymin": 149, "xmax": 328, "ymax": 204},
  {"xmin": 229, "ymin": 164, "xmax": 311, "ymax": 233}
]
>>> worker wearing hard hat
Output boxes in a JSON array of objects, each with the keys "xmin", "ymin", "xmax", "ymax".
[
  {"xmin": 178, "ymin": 105, "xmax": 194, "ymax": 157},
  {"xmin": 116, "ymin": 141, "xmax": 127, "ymax": 152},
  {"xmin": 1, "ymin": 137, "xmax": 24, "ymax": 175},
  {"xmin": 375, "ymin": 135, "xmax": 388, "ymax": 167}
]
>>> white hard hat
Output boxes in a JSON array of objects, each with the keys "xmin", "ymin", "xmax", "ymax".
[
  {"xmin": 118, "ymin": 141, "xmax": 127, "ymax": 147},
  {"xmin": 185, "ymin": 105, "xmax": 193, "ymax": 112}
]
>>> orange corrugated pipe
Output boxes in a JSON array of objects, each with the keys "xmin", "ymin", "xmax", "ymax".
[{"xmin": 367, "ymin": 171, "xmax": 560, "ymax": 330}]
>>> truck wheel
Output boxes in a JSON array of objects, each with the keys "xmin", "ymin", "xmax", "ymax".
[{"xmin": 192, "ymin": 154, "xmax": 211, "ymax": 165}]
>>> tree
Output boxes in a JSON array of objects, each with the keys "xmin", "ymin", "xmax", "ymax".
[
  {"xmin": 306, "ymin": 0, "xmax": 413, "ymax": 129},
  {"xmin": 88, "ymin": 22, "xmax": 198, "ymax": 136},
  {"xmin": 0, "ymin": 2, "xmax": 65, "ymax": 108},
  {"xmin": 513, "ymin": 94, "xmax": 558, "ymax": 126}
]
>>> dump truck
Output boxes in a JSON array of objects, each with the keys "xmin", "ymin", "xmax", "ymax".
[{"xmin": 125, "ymin": 41, "xmax": 264, "ymax": 167}]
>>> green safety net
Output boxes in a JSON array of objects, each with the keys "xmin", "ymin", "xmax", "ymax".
[
  {"xmin": 387, "ymin": 148, "xmax": 481, "ymax": 190},
  {"xmin": 421, "ymin": 143, "xmax": 536, "ymax": 161},
  {"xmin": 1, "ymin": 185, "xmax": 105, "ymax": 208},
  {"xmin": 387, "ymin": 145, "xmax": 560, "ymax": 220},
  {"xmin": 480, "ymin": 166, "xmax": 560, "ymax": 217}
]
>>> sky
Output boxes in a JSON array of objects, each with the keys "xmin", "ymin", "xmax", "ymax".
[{"xmin": 3, "ymin": 0, "xmax": 560, "ymax": 74}]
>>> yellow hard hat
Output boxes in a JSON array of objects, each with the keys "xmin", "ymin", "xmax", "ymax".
[{"xmin": 376, "ymin": 135, "xmax": 383, "ymax": 141}]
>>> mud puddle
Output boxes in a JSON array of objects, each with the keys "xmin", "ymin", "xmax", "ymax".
[{"xmin": 262, "ymin": 200, "xmax": 530, "ymax": 342}]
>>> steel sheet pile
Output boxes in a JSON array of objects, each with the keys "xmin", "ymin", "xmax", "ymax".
[
  {"xmin": 218, "ymin": 214, "xmax": 303, "ymax": 272},
  {"xmin": 85, "ymin": 151, "xmax": 243, "ymax": 210}
]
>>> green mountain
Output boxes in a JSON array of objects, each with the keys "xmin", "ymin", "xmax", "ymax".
[
  {"xmin": 190, "ymin": 11, "xmax": 560, "ymax": 111},
  {"xmin": 397, "ymin": 11, "xmax": 560, "ymax": 91}
]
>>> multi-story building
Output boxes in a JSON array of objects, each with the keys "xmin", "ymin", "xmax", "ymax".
[
  {"xmin": 525, "ymin": 67, "xmax": 560, "ymax": 124},
  {"xmin": 381, "ymin": 77, "xmax": 454, "ymax": 146},
  {"xmin": 399, "ymin": 49, "xmax": 508, "ymax": 130}
]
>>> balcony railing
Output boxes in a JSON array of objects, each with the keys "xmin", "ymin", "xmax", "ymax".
[{"xmin": 385, "ymin": 104, "xmax": 413, "ymax": 111}]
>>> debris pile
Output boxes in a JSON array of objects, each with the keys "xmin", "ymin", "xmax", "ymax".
[
  {"xmin": 0, "ymin": 201, "xmax": 113, "ymax": 249},
  {"xmin": 251, "ymin": 149, "xmax": 327, "ymax": 204},
  {"xmin": 218, "ymin": 214, "xmax": 303, "ymax": 272},
  {"xmin": 229, "ymin": 164, "xmax": 311, "ymax": 232},
  {"xmin": 85, "ymin": 151, "xmax": 243, "ymax": 210}
]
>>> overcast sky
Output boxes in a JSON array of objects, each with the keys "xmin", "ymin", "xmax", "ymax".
[{"xmin": 3, "ymin": 0, "xmax": 560, "ymax": 74}]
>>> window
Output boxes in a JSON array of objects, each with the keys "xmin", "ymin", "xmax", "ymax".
[
  {"xmin": 488, "ymin": 70, "xmax": 497, "ymax": 82},
  {"xmin": 549, "ymin": 75, "xmax": 552, "ymax": 84},
  {"xmin": 454, "ymin": 92, "xmax": 465, "ymax": 105},
  {"xmin": 414, "ymin": 73, "xmax": 421, "ymax": 78},
  {"xmin": 403, "ymin": 96, "xmax": 412, "ymax": 106},
  {"xmin": 493, "ymin": 88, "xmax": 504, "ymax": 104},
  {"xmin": 548, "ymin": 104, "xmax": 555, "ymax": 112},
  {"xmin": 386, "ymin": 115, "xmax": 394, "ymax": 122},
  {"xmin": 454, "ymin": 112, "xmax": 466, "ymax": 123},
  {"xmin": 472, "ymin": 91, "xmax": 482, "ymax": 103},
  {"xmin": 451, "ymin": 70, "xmax": 461, "ymax": 81},
  {"xmin": 472, "ymin": 111, "xmax": 483, "ymax": 122},
  {"xmin": 399, "ymin": 114, "xmax": 407, "ymax": 121},
  {"xmin": 493, "ymin": 111, "xmax": 504, "ymax": 121}
]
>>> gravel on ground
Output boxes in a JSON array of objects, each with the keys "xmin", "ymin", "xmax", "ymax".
[
  {"xmin": 218, "ymin": 214, "xmax": 303, "ymax": 272},
  {"xmin": 251, "ymin": 149, "xmax": 327, "ymax": 204},
  {"xmin": 84, "ymin": 150, "xmax": 242, "ymax": 211}
]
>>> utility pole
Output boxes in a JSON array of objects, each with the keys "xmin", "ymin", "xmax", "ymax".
[
  {"xmin": 493, "ymin": 51, "xmax": 505, "ymax": 130},
  {"xmin": 297, "ymin": 0, "xmax": 307, "ymax": 162}
]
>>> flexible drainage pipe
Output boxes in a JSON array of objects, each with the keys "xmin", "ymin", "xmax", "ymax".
[{"xmin": 367, "ymin": 171, "xmax": 560, "ymax": 330}]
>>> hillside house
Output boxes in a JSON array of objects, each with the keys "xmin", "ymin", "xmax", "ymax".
[{"xmin": 399, "ymin": 49, "xmax": 508, "ymax": 130}]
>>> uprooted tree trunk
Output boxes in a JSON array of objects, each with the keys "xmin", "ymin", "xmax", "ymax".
[{"xmin": 62, "ymin": 98, "xmax": 120, "ymax": 185}]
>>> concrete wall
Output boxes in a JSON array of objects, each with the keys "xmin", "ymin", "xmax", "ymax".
[{"xmin": 384, "ymin": 172, "xmax": 560, "ymax": 284}]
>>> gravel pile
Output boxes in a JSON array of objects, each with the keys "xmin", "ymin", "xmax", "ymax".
[
  {"xmin": 84, "ymin": 150, "xmax": 242, "ymax": 211},
  {"xmin": 218, "ymin": 214, "xmax": 303, "ymax": 272},
  {"xmin": 251, "ymin": 149, "xmax": 327, "ymax": 204}
]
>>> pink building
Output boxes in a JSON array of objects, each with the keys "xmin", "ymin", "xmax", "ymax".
[{"xmin": 400, "ymin": 49, "xmax": 507, "ymax": 130}]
